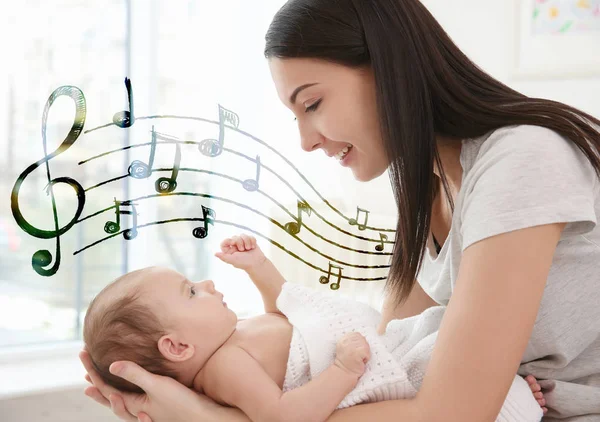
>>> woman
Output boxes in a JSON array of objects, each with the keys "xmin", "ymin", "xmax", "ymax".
[{"xmin": 80, "ymin": 0, "xmax": 600, "ymax": 420}]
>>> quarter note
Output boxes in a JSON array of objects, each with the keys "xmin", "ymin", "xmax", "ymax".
[
  {"xmin": 129, "ymin": 126, "xmax": 157, "ymax": 179},
  {"xmin": 113, "ymin": 77, "xmax": 135, "ymax": 128},
  {"xmin": 284, "ymin": 200, "xmax": 311, "ymax": 235},
  {"xmin": 375, "ymin": 233, "xmax": 389, "ymax": 251},
  {"xmin": 10, "ymin": 85, "xmax": 87, "ymax": 277},
  {"xmin": 192, "ymin": 205, "xmax": 216, "ymax": 239},
  {"xmin": 242, "ymin": 155, "xmax": 261, "ymax": 192},
  {"xmin": 198, "ymin": 104, "xmax": 239, "ymax": 158},
  {"xmin": 155, "ymin": 142, "xmax": 181, "ymax": 194},
  {"xmin": 319, "ymin": 262, "xmax": 343, "ymax": 290},
  {"xmin": 349, "ymin": 206, "xmax": 369, "ymax": 231},
  {"xmin": 104, "ymin": 198, "xmax": 139, "ymax": 240}
]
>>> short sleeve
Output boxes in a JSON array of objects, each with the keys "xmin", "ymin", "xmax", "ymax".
[{"xmin": 460, "ymin": 125, "xmax": 598, "ymax": 252}]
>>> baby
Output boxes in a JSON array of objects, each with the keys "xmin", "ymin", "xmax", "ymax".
[{"xmin": 84, "ymin": 233, "xmax": 546, "ymax": 422}]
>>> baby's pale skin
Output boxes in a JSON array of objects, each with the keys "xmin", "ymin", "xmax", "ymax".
[{"xmin": 140, "ymin": 234, "xmax": 547, "ymax": 422}]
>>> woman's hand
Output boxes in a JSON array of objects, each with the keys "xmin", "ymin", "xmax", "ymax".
[
  {"xmin": 79, "ymin": 350, "xmax": 227, "ymax": 421},
  {"xmin": 215, "ymin": 234, "xmax": 266, "ymax": 271}
]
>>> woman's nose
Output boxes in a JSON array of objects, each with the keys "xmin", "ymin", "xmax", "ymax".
[{"xmin": 298, "ymin": 125, "xmax": 324, "ymax": 153}]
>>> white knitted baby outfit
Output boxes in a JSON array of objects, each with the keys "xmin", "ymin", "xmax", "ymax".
[{"xmin": 276, "ymin": 281, "xmax": 543, "ymax": 421}]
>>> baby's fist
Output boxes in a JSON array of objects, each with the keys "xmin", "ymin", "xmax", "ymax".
[
  {"xmin": 215, "ymin": 234, "xmax": 266, "ymax": 271},
  {"xmin": 334, "ymin": 332, "xmax": 371, "ymax": 379}
]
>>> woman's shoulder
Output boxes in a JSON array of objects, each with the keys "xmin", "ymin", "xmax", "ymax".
[{"xmin": 477, "ymin": 124, "xmax": 574, "ymax": 155}]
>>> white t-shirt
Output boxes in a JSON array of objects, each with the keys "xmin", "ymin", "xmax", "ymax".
[{"xmin": 417, "ymin": 124, "xmax": 600, "ymax": 421}]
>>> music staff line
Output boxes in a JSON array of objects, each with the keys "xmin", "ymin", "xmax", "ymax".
[
  {"xmin": 78, "ymin": 137, "xmax": 395, "ymax": 249},
  {"xmin": 76, "ymin": 216, "xmax": 386, "ymax": 284},
  {"xmin": 82, "ymin": 113, "xmax": 396, "ymax": 233},
  {"xmin": 75, "ymin": 191, "xmax": 392, "ymax": 270}
]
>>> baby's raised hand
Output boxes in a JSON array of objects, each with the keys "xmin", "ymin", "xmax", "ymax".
[
  {"xmin": 334, "ymin": 332, "xmax": 371, "ymax": 380},
  {"xmin": 215, "ymin": 234, "xmax": 266, "ymax": 271}
]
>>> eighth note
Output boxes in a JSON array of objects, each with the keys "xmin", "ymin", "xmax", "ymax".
[
  {"xmin": 198, "ymin": 104, "xmax": 239, "ymax": 158},
  {"xmin": 319, "ymin": 262, "xmax": 344, "ymax": 290},
  {"xmin": 192, "ymin": 205, "xmax": 216, "ymax": 239},
  {"xmin": 284, "ymin": 200, "xmax": 311, "ymax": 235},
  {"xmin": 104, "ymin": 198, "xmax": 139, "ymax": 240},
  {"xmin": 155, "ymin": 142, "xmax": 181, "ymax": 194},
  {"xmin": 242, "ymin": 155, "xmax": 261, "ymax": 192},
  {"xmin": 113, "ymin": 77, "xmax": 135, "ymax": 128},
  {"xmin": 375, "ymin": 232, "xmax": 389, "ymax": 252},
  {"xmin": 349, "ymin": 206, "xmax": 369, "ymax": 231},
  {"xmin": 129, "ymin": 126, "xmax": 157, "ymax": 179}
]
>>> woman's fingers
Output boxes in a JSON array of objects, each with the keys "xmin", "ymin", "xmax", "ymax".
[
  {"xmin": 80, "ymin": 351, "xmax": 120, "ymax": 398},
  {"xmin": 108, "ymin": 394, "xmax": 138, "ymax": 422},
  {"xmin": 84, "ymin": 386, "xmax": 110, "ymax": 408},
  {"xmin": 85, "ymin": 374, "xmax": 92, "ymax": 384},
  {"xmin": 137, "ymin": 412, "xmax": 153, "ymax": 422},
  {"xmin": 110, "ymin": 361, "xmax": 153, "ymax": 397}
]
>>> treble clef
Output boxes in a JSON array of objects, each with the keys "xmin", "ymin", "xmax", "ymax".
[{"xmin": 10, "ymin": 86, "xmax": 87, "ymax": 277}]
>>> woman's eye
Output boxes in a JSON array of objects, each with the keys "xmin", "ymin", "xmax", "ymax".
[
  {"xmin": 190, "ymin": 286, "xmax": 196, "ymax": 297},
  {"xmin": 305, "ymin": 99, "xmax": 322, "ymax": 113}
]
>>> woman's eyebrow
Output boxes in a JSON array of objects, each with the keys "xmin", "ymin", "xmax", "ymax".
[{"xmin": 290, "ymin": 83, "xmax": 319, "ymax": 105}]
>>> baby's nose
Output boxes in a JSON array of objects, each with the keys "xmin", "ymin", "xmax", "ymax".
[{"xmin": 203, "ymin": 279, "xmax": 216, "ymax": 293}]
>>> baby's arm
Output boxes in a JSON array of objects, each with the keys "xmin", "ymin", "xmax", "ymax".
[
  {"xmin": 212, "ymin": 346, "xmax": 361, "ymax": 422},
  {"xmin": 216, "ymin": 234, "xmax": 286, "ymax": 315}
]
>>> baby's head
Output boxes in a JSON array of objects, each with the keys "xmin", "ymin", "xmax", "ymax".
[{"xmin": 83, "ymin": 266, "xmax": 237, "ymax": 393}]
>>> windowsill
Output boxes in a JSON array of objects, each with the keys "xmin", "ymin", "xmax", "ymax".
[{"xmin": 0, "ymin": 341, "xmax": 87, "ymax": 400}]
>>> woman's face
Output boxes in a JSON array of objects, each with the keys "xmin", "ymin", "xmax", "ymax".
[{"xmin": 268, "ymin": 58, "xmax": 389, "ymax": 182}]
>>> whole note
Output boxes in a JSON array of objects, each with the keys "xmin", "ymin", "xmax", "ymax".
[
  {"xmin": 10, "ymin": 86, "xmax": 87, "ymax": 277},
  {"xmin": 128, "ymin": 126, "xmax": 157, "ymax": 179},
  {"xmin": 155, "ymin": 142, "xmax": 181, "ymax": 194},
  {"xmin": 242, "ymin": 155, "xmax": 261, "ymax": 192},
  {"xmin": 104, "ymin": 198, "xmax": 139, "ymax": 240},
  {"xmin": 284, "ymin": 200, "xmax": 312, "ymax": 236},
  {"xmin": 198, "ymin": 104, "xmax": 239, "ymax": 158},
  {"xmin": 349, "ymin": 206, "xmax": 369, "ymax": 231},
  {"xmin": 192, "ymin": 205, "xmax": 216, "ymax": 239},
  {"xmin": 319, "ymin": 262, "xmax": 344, "ymax": 290},
  {"xmin": 375, "ymin": 233, "xmax": 389, "ymax": 252},
  {"xmin": 113, "ymin": 77, "xmax": 135, "ymax": 128}
]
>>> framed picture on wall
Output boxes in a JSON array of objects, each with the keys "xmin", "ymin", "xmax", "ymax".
[{"xmin": 512, "ymin": 0, "xmax": 600, "ymax": 79}]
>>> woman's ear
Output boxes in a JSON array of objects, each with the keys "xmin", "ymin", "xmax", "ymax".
[{"xmin": 157, "ymin": 334, "xmax": 195, "ymax": 363}]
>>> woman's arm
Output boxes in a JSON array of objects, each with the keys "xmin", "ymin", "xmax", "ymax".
[
  {"xmin": 377, "ymin": 278, "xmax": 438, "ymax": 334},
  {"xmin": 328, "ymin": 222, "xmax": 564, "ymax": 421},
  {"xmin": 79, "ymin": 350, "xmax": 252, "ymax": 422}
]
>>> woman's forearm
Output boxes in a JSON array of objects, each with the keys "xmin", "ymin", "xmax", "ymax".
[
  {"xmin": 212, "ymin": 405, "xmax": 252, "ymax": 422},
  {"xmin": 326, "ymin": 397, "xmax": 420, "ymax": 422}
]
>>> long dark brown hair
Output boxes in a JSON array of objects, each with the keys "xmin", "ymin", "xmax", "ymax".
[{"xmin": 264, "ymin": 0, "xmax": 600, "ymax": 307}]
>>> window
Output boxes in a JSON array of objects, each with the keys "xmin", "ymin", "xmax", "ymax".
[{"xmin": 1, "ymin": 0, "xmax": 391, "ymax": 354}]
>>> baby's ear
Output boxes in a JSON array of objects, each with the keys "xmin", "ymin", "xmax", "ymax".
[{"xmin": 157, "ymin": 334, "xmax": 195, "ymax": 363}]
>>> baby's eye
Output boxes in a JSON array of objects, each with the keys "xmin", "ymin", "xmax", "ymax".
[{"xmin": 190, "ymin": 286, "xmax": 196, "ymax": 297}]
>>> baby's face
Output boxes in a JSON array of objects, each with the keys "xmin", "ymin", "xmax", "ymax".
[{"xmin": 139, "ymin": 267, "xmax": 237, "ymax": 356}]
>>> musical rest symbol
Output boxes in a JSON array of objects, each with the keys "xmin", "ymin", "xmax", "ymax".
[
  {"xmin": 319, "ymin": 262, "xmax": 344, "ymax": 290},
  {"xmin": 155, "ymin": 142, "xmax": 181, "ymax": 194},
  {"xmin": 349, "ymin": 206, "xmax": 369, "ymax": 231},
  {"xmin": 192, "ymin": 205, "xmax": 216, "ymax": 239},
  {"xmin": 242, "ymin": 155, "xmax": 261, "ymax": 192},
  {"xmin": 284, "ymin": 200, "xmax": 312, "ymax": 235},
  {"xmin": 10, "ymin": 85, "xmax": 87, "ymax": 277},
  {"xmin": 199, "ymin": 104, "xmax": 239, "ymax": 158},
  {"xmin": 128, "ymin": 126, "xmax": 157, "ymax": 179},
  {"xmin": 104, "ymin": 198, "xmax": 139, "ymax": 240},
  {"xmin": 375, "ymin": 233, "xmax": 389, "ymax": 252},
  {"xmin": 113, "ymin": 77, "xmax": 135, "ymax": 128}
]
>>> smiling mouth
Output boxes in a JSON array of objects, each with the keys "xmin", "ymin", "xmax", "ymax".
[{"xmin": 334, "ymin": 144, "xmax": 353, "ymax": 161}]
